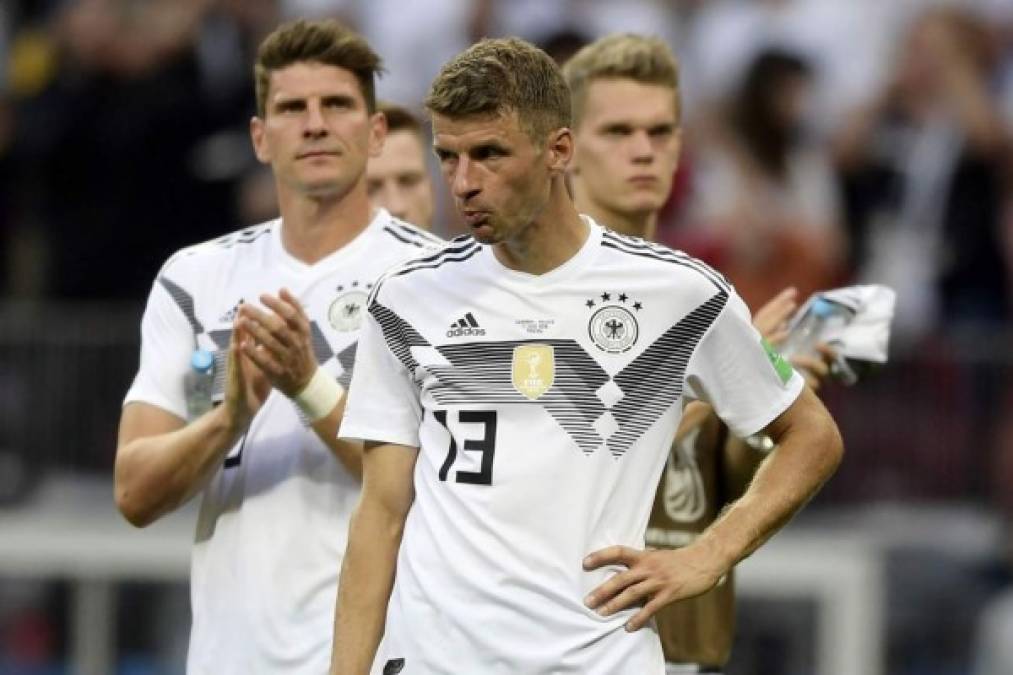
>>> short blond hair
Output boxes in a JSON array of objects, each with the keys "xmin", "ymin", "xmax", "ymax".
[
  {"xmin": 425, "ymin": 37, "xmax": 571, "ymax": 141},
  {"xmin": 254, "ymin": 19, "xmax": 383, "ymax": 117},
  {"xmin": 562, "ymin": 34, "xmax": 680, "ymax": 126}
]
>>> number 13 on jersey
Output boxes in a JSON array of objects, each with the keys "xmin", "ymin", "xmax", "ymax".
[{"xmin": 432, "ymin": 410, "xmax": 498, "ymax": 485}]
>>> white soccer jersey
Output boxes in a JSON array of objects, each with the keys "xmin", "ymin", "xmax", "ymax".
[
  {"xmin": 124, "ymin": 209, "xmax": 440, "ymax": 675},
  {"xmin": 340, "ymin": 219, "xmax": 804, "ymax": 675}
]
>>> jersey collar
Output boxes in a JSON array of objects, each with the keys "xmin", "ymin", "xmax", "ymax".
[
  {"xmin": 479, "ymin": 216, "xmax": 602, "ymax": 288},
  {"xmin": 271, "ymin": 208, "xmax": 388, "ymax": 277}
]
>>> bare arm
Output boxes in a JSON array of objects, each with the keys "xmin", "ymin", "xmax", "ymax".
[
  {"xmin": 330, "ymin": 441, "xmax": 417, "ymax": 675},
  {"xmin": 698, "ymin": 386, "xmax": 842, "ymax": 563},
  {"xmin": 307, "ymin": 389, "xmax": 363, "ymax": 478},
  {"xmin": 584, "ymin": 387, "xmax": 842, "ymax": 630},
  {"xmin": 115, "ymin": 325, "xmax": 267, "ymax": 527},
  {"xmin": 240, "ymin": 289, "xmax": 364, "ymax": 477}
]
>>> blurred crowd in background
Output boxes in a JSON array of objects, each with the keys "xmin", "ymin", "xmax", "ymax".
[
  {"xmin": 2, "ymin": 0, "xmax": 1012, "ymax": 336},
  {"xmin": 2, "ymin": 0, "xmax": 1013, "ymax": 673}
]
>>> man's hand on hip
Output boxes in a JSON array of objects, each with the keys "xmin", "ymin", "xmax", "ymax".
[{"xmin": 582, "ymin": 542, "xmax": 728, "ymax": 632}]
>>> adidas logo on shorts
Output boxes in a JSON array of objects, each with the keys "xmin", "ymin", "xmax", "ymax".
[{"xmin": 447, "ymin": 312, "xmax": 486, "ymax": 338}]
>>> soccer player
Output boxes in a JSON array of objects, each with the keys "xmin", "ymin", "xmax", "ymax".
[
  {"xmin": 114, "ymin": 20, "xmax": 440, "ymax": 674},
  {"xmin": 330, "ymin": 37, "xmax": 842, "ymax": 675},
  {"xmin": 366, "ymin": 102, "xmax": 435, "ymax": 228},
  {"xmin": 564, "ymin": 34, "xmax": 833, "ymax": 673},
  {"xmin": 563, "ymin": 34, "xmax": 681, "ymax": 243}
]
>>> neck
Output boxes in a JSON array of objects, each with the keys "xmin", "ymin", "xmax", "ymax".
[
  {"xmin": 493, "ymin": 176, "xmax": 590, "ymax": 275},
  {"xmin": 275, "ymin": 179, "xmax": 373, "ymax": 264},
  {"xmin": 571, "ymin": 180, "xmax": 657, "ymax": 241}
]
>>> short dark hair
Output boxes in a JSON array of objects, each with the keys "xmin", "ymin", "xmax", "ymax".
[
  {"xmin": 425, "ymin": 37, "xmax": 571, "ymax": 141},
  {"xmin": 379, "ymin": 101, "xmax": 423, "ymax": 137},
  {"xmin": 254, "ymin": 19, "xmax": 383, "ymax": 117}
]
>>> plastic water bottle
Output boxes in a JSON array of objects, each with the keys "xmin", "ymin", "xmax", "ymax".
[
  {"xmin": 778, "ymin": 298, "xmax": 851, "ymax": 359},
  {"xmin": 746, "ymin": 298, "xmax": 852, "ymax": 451},
  {"xmin": 184, "ymin": 349, "xmax": 215, "ymax": 420}
]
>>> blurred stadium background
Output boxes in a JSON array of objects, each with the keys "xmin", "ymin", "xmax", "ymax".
[{"xmin": 1, "ymin": 0, "xmax": 1013, "ymax": 674}]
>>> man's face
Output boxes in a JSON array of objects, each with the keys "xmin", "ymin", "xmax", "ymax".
[
  {"xmin": 251, "ymin": 62, "xmax": 383, "ymax": 199},
  {"xmin": 570, "ymin": 78, "xmax": 681, "ymax": 218},
  {"xmin": 432, "ymin": 111, "xmax": 556, "ymax": 245},
  {"xmin": 367, "ymin": 129, "xmax": 435, "ymax": 228}
]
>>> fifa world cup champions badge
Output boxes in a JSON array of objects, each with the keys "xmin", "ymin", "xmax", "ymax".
[{"xmin": 512, "ymin": 344, "xmax": 555, "ymax": 400}]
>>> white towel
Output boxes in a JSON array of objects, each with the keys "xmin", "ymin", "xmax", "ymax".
[{"xmin": 813, "ymin": 284, "xmax": 897, "ymax": 364}]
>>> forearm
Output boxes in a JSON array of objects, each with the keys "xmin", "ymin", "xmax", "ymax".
[
  {"xmin": 115, "ymin": 405, "xmax": 244, "ymax": 527},
  {"xmin": 721, "ymin": 434, "xmax": 765, "ymax": 501},
  {"xmin": 330, "ymin": 503, "xmax": 404, "ymax": 675},
  {"xmin": 698, "ymin": 400, "xmax": 842, "ymax": 570},
  {"xmin": 309, "ymin": 392, "xmax": 363, "ymax": 479}
]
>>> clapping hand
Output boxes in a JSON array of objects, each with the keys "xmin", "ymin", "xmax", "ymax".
[{"xmin": 237, "ymin": 289, "xmax": 318, "ymax": 397}]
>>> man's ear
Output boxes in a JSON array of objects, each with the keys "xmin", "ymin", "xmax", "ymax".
[
  {"xmin": 546, "ymin": 127, "xmax": 574, "ymax": 175},
  {"xmin": 368, "ymin": 110, "xmax": 388, "ymax": 158},
  {"xmin": 250, "ymin": 116, "xmax": 271, "ymax": 164}
]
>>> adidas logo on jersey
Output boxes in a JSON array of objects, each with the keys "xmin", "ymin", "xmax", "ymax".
[{"xmin": 446, "ymin": 312, "xmax": 486, "ymax": 338}]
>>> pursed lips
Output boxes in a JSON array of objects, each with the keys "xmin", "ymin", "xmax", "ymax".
[{"xmin": 461, "ymin": 209, "xmax": 489, "ymax": 226}]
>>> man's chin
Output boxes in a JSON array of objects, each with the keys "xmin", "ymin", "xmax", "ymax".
[
  {"xmin": 469, "ymin": 227, "xmax": 498, "ymax": 244},
  {"xmin": 624, "ymin": 194, "xmax": 666, "ymax": 214},
  {"xmin": 300, "ymin": 179, "xmax": 347, "ymax": 199}
]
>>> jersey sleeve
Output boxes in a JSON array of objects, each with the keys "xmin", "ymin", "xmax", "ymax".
[
  {"xmin": 683, "ymin": 290, "xmax": 804, "ymax": 438},
  {"xmin": 122, "ymin": 278, "xmax": 194, "ymax": 420},
  {"xmin": 338, "ymin": 299, "xmax": 422, "ymax": 448}
]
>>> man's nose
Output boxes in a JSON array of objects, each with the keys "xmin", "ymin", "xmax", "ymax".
[
  {"xmin": 630, "ymin": 130, "xmax": 654, "ymax": 162},
  {"xmin": 303, "ymin": 102, "xmax": 328, "ymax": 138},
  {"xmin": 451, "ymin": 157, "xmax": 480, "ymax": 201}
]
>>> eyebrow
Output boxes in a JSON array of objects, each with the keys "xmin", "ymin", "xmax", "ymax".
[
  {"xmin": 472, "ymin": 141, "xmax": 508, "ymax": 154},
  {"xmin": 433, "ymin": 145, "xmax": 455, "ymax": 160},
  {"xmin": 322, "ymin": 93, "xmax": 358, "ymax": 107},
  {"xmin": 271, "ymin": 93, "xmax": 358, "ymax": 109}
]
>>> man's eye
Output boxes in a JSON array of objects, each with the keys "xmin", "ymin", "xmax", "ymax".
[{"xmin": 474, "ymin": 147, "xmax": 504, "ymax": 160}]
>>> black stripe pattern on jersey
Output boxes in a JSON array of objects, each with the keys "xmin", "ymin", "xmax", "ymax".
[
  {"xmin": 335, "ymin": 342, "xmax": 358, "ymax": 389},
  {"xmin": 370, "ymin": 301, "xmax": 429, "ymax": 376},
  {"xmin": 211, "ymin": 224, "xmax": 272, "ymax": 249},
  {"xmin": 370, "ymin": 290, "xmax": 728, "ymax": 458},
  {"xmin": 601, "ymin": 231, "xmax": 730, "ymax": 294},
  {"xmin": 383, "ymin": 226, "xmax": 431, "ymax": 248},
  {"xmin": 609, "ymin": 290, "xmax": 728, "ymax": 456},
  {"xmin": 158, "ymin": 276, "xmax": 204, "ymax": 334},
  {"xmin": 371, "ymin": 299, "xmax": 611, "ymax": 453},
  {"xmin": 394, "ymin": 237, "xmax": 480, "ymax": 278},
  {"xmin": 431, "ymin": 340, "xmax": 611, "ymax": 454},
  {"xmin": 384, "ymin": 219, "xmax": 444, "ymax": 248}
]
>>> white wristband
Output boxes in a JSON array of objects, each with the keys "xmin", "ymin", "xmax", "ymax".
[{"xmin": 292, "ymin": 369, "xmax": 344, "ymax": 422}]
